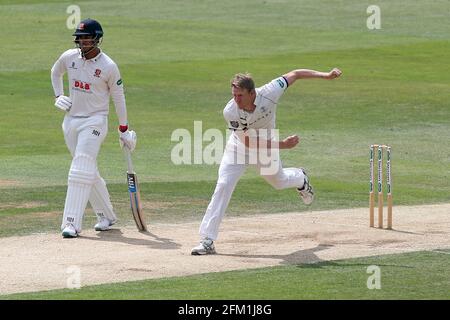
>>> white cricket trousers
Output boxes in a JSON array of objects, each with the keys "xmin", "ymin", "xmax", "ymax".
[
  {"xmin": 199, "ymin": 146, "xmax": 306, "ymax": 241},
  {"xmin": 61, "ymin": 114, "xmax": 114, "ymax": 232}
]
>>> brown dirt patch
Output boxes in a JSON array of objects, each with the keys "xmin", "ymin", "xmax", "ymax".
[{"xmin": 0, "ymin": 180, "xmax": 21, "ymax": 188}]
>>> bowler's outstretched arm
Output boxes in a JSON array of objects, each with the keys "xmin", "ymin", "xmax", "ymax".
[{"xmin": 283, "ymin": 68, "xmax": 342, "ymax": 86}]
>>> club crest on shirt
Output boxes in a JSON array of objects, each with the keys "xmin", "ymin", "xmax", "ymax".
[
  {"xmin": 230, "ymin": 121, "xmax": 239, "ymax": 128},
  {"xmin": 94, "ymin": 69, "xmax": 102, "ymax": 77}
]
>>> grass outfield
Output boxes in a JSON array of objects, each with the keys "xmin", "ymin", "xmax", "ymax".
[
  {"xmin": 0, "ymin": 0, "xmax": 449, "ymax": 299},
  {"xmin": 2, "ymin": 250, "xmax": 449, "ymax": 299},
  {"xmin": 1, "ymin": 0, "xmax": 449, "ymax": 235}
]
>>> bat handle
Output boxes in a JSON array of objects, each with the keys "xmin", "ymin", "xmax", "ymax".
[{"xmin": 123, "ymin": 147, "xmax": 134, "ymax": 173}]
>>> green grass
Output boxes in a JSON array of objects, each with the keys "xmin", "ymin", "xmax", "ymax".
[
  {"xmin": 2, "ymin": 250, "xmax": 449, "ymax": 299},
  {"xmin": 1, "ymin": 42, "xmax": 450, "ymax": 226},
  {"xmin": 0, "ymin": 0, "xmax": 449, "ymax": 299}
]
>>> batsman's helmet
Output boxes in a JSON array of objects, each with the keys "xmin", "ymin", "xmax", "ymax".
[{"xmin": 73, "ymin": 18, "xmax": 103, "ymax": 41}]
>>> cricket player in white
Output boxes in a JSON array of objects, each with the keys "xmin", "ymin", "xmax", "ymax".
[
  {"xmin": 51, "ymin": 18, "xmax": 137, "ymax": 238},
  {"xmin": 192, "ymin": 68, "xmax": 342, "ymax": 255}
]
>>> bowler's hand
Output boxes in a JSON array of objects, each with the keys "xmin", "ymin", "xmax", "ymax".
[
  {"xmin": 325, "ymin": 68, "xmax": 342, "ymax": 80},
  {"xmin": 280, "ymin": 135, "xmax": 300, "ymax": 149}
]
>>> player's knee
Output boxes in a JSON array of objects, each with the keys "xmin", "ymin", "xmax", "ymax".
[
  {"xmin": 215, "ymin": 179, "xmax": 235, "ymax": 193},
  {"xmin": 95, "ymin": 173, "xmax": 106, "ymax": 186},
  {"xmin": 266, "ymin": 177, "xmax": 285, "ymax": 190},
  {"xmin": 68, "ymin": 153, "xmax": 97, "ymax": 185}
]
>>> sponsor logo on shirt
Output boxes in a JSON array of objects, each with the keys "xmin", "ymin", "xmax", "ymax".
[
  {"xmin": 246, "ymin": 110, "xmax": 273, "ymax": 127},
  {"xmin": 72, "ymin": 79, "xmax": 92, "ymax": 93}
]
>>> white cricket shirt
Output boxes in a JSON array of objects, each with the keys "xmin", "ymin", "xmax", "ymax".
[
  {"xmin": 223, "ymin": 76, "xmax": 289, "ymax": 149},
  {"xmin": 51, "ymin": 49, "xmax": 127, "ymax": 125}
]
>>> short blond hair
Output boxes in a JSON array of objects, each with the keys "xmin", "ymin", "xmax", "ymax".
[{"xmin": 231, "ymin": 73, "xmax": 255, "ymax": 92}]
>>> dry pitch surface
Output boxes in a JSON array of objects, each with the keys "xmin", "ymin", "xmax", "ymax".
[{"xmin": 0, "ymin": 204, "xmax": 449, "ymax": 295}]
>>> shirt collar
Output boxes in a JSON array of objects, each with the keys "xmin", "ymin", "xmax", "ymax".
[{"xmin": 78, "ymin": 48, "xmax": 103, "ymax": 62}]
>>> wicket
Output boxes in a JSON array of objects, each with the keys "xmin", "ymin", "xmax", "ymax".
[{"xmin": 369, "ymin": 144, "xmax": 392, "ymax": 229}]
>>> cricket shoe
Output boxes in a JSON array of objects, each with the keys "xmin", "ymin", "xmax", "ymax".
[
  {"xmin": 62, "ymin": 223, "xmax": 78, "ymax": 238},
  {"xmin": 94, "ymin": 217, "xmax": 117, "ymax": 231},
  {"xmin": 191, "ymin": 238, "xmax": 216, "ymax": 255},
  {"xmin": 297, "ymin": 168, "xmax": 314, "ymax": 205}
]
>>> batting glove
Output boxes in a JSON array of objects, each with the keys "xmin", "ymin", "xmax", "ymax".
[
  {"xmin": 54, "ymin": 95, "xmax": 72, "ymax": 112},
  {"xmin": 119, "ymin": 127, "xmax": 137, "ymax": 152}
]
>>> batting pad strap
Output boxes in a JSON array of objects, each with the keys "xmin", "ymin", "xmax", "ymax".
[{"xmin": 68, "ymin": 153, "xmax": 97, "ymax": 185}]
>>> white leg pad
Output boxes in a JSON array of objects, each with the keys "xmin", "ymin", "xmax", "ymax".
[
  {"xmin": 90, "ymin": 173, "xmax": 117, "ymax": 223},
  {"xmin": 61, "ymin": 153, "xmax": 97, "ymax": 232}
]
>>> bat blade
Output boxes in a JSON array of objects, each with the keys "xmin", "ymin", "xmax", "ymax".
[
  {"xmin": 124, "ymin": 147, "xmax": 147, "ymax": 232},
  {"xmin": 127, "ymin": 172, "xmax": 147, "ymax": 231}
]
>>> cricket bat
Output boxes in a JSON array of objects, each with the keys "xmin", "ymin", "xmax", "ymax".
[{"xmin": 124, "ymin": 147, "xmax": 147, "ymax": 231}]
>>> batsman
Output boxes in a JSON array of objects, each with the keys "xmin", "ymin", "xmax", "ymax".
[
  {"xmin": 51, "ymin": 18, "xmax": 137, "ymax": 238},
  {"xmin": 192, "ymin": 68, "xmax": 342, "ymax": 255}
]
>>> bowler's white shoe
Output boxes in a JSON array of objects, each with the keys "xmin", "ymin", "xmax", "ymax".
[
  {"xmin": 297, "ymin": 168, "xmax": 314, "ymax": 205},
  {"xmin": 191, "ymin": 238, "xmax": 216, "ymax": 255},
  {"xmin": 62, "ymin": 223, "xmax": 78, "ymax": 238},
  {"xmin": 94, "ymin": 217, "xmax": 117, "ymax": 231}
]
